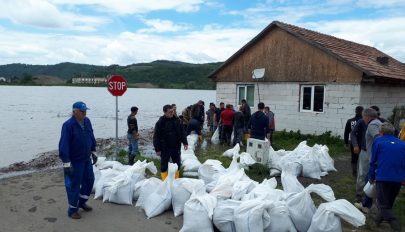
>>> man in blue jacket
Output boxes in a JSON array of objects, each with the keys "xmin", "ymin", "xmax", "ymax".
[
  {"xmin": 248, "ymin": 102, "xmax": 269, "ymax": 140},
  {"xmin": 369, "ymin": 122, "xmax": 405, "ymax": 231},
  {"xmin": 59, "ymin": 101, "xmax": 97, "ymax": 219}
]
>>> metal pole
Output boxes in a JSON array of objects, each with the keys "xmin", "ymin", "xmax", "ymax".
[{"xmin": 115, "ymin": 96, "xmax": 118, "ymax": 160}]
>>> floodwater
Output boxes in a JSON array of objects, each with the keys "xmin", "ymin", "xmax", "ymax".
[{"xmin": 0, "ymin": 86, "xmax": 215, "ymax": 167}]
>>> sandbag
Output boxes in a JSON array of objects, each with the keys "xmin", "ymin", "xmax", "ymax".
[
  {"xmin": 180, "ymin": 189, "xmax": 217, "ymax": 232},
  {"xmin": 198, "ymin": 160, "xmax": 226, "ymax": 185},
  {"xmin": 307, "ymin": 199, "xmax": 365, "ymax": 232},
  {"xmin": 213, "ymin": 199, "xmax": 242, "ymax": 232},
  {"xmin": 223, "ymin": 143, "xmax": 240, "ymax": 158},
  {"xmin": 182, "ymin": 171, "xmax": 199, "ymax": 178},
  {"xmin": 232, "ymin": 180, "xmax": 257, "ymax": 200},
  {"xmin": 242, "ymin": 179, "xmax": 283, "ymax": 202},
  {"xmin": 135, "ymin": 177, "xmax": 163, "ymax": 208},
  {"xmin": 132, "ymin": 179, "xmax": 147, "ymax": 201},
  {"xmin": 239, "ymin": 152, "xmax": 256, "ymax": 168},
  {"xmin": 211, "ymin": 127, "xmax": 220, "ymax": 145},
  {"xmin": 182, "ymin": 157, "xmax": 202, "ymax": 172},
  {"xmin": 172, "ymin": 178, "xmax": 205, "ymax": 217},
  {"xmin": 103, "ymin": 172, "xmax": 144, "ymax": 205},
  {"xmin": 92, "ymin": 165, "xmax": 101, "ymax": 193},
  {"xmin": 265, "ymin": 201, "xmax": 297, "ymax": 232},
  {"xmin": 143, "ymin": 163, "xmax": 177, "ymax": 218},
  {"xmin": 281, "ymin": 172, "xmax": 304, "ymax": 194},
  {"xmin": 301, "ymin": 155, "xmax": 321, "ymax": 179},
  {"xmin": 234, "ymin": 199, "xmax": 272, "ymax": 232},
  {"xmin": 94, "ymin": 169, "xmax": 120, "ymax": 199},
  {"xmin": 363, "ymin": 181, "xmax": 376, "ymax": 198}
]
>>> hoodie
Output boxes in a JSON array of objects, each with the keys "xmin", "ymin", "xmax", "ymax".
[{"xmin": 248, "ymin": 111, "xmax": 269, "ymax": 140}]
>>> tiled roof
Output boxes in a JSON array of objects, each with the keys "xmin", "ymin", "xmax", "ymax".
[{"xmin": 210, "ymin": 21, "xmax": 405, "ymax": 81}]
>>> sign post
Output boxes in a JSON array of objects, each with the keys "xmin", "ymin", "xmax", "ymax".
[{"xmin": 107, "ymin": 75, "xmax": 127, "ymax": 160}]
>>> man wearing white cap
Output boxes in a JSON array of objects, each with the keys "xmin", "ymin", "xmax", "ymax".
[{"xmin": 58, "ymin": 101, "xmax": 97, "ymax": 219}]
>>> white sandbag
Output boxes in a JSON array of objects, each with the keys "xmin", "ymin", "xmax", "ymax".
[
  {"xmin": 223, "ymin": 143, "xmax": 240, "ymax": 158},
  {"xmin": 234, "ymin": 199, "xmax": 272, "ymax": 232},
  {"xmin": 172, "ymin": 178, "xmax": 205, "ymax": 217},
  {"xmin": 307, "ymin": 199, "xmax": 365, "ymax": 232},
  {"xmin": 282, "ymin": 161, "xmax": 302, "ymax": 176},
  {"xmin": 92, "ymin": 165, "xmax": 101, "ymax": 193},
  {"xmin": 265, "ymin": 201, "xmax": 297, "ymax": 232},
  {"xmin": 232, "ymin": 180, "xmax": 257, "ymax": 200},
  {"xmin": 182, "ymin": 157, "xmax": 202, "ymax": 172},
  {"xmin": 103, "ymin": 171, "xmax": 145, "ymax": 205},
  {"xmin": 205, "ymin": 180, "xmax": 218, "ymax": 193},
  {"xmin": 143, "ymin": 163, "xmax": 178, "ymax": 218},
  {"xmin": 242, "ymin": 178, "xmax": 283, "ymax": 202},
  {"xmin": 96, "ymin": 160, "xmax": 122, "ymax": 170},
  {"xmin": 94, "ymin": 169, "xmax": 120, "ymax": 199},
  {"xmin": 213, "ymin": 199, "xmax": 242, "ymax": 232},
  {"xmin": 281, "ymin": 172, "xmax": 304, "ymax": 194},
  {"xmin": 211, "ymin": 127, "xmax": 220, "ymax": 145},
  {"xmin": 198, "ymin": 160, "xmax": 227, "ymax": 185},
  {"xmin": 181, "ymin": 151, "xmax": 196, "ymax": 161},
  {"xmin": 363, "ymin": 181, "xmax": 376, "ymax": 198},
  {"xmin": 314, "ymin": 144, "xmax": 337, "ymax": 172},
  {"xmin": 135, "ymin": 177, "xmax": 163, "ymax": 208},
  {"xmin": 301, "ymin": 155, "xmax": 322, "ymax": 179},
  {"xmin": 129, "ymin": 160, "xmax": 158, "ymax": 175},
  {"xmin": 286, "ymin": 183, "xmax": 336, "ymax": 232},
  {"xmin": 180, "ymin": 189, "xmax": 218, "ymax": 232},
  {"xmin": 269, "ymin": 168, "xmax": 281, "ymax": 177},
  {"xmin": 133, "ymin": 179, "xmax": 147, "ymax": 201},
  {"xmin": 239, "ymin": 152, "xmax": 256, "ymax": 168}
]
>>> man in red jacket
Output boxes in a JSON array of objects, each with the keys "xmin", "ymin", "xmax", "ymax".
[{"xmin": 220, "ymin": 104, "xmax": 235, "ymax": 146}]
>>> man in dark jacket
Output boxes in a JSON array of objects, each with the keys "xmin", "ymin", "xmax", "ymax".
[
  {"xmin": 344, "ymin": 106, "xmax": 364, "ymax": 176},
  {"xmin": 127, "ymin": 106, "xmax": 139, "ymax": 165},
  {"xmin": 241, "ymin": 99, "xmax": 251, "ymax": 132},
  {"xmin": 248, "ymin": 102, "xmax": 269, "ymax": 140},
  {"xmin": 368, "ymin": 122, "xmax": 405, "ymax": 231},
  {"xmin": 233, "ymin": 106, "xmax": 245, "ymax": 146},
  {"xmin": 153, "ymin": 104, "xmax": 188, "ymax": 180},
  {"xmin": 59, "ymin": 101, "xmax": 96, "ymax": 219}
]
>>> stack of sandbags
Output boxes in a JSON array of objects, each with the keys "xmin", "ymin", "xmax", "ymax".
[{"xmin": 182, "ymin": 134, "xmax": 202, "ymax": 177}]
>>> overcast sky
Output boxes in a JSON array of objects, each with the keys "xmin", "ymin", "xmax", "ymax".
[{"xmin": 0, "ymin": 0, "xmax": 404, "ymax": 65}]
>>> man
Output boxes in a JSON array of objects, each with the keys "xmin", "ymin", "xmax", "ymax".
[
  {"xmin": 370, "ymin": 105, "xmax": 387, "ymax": 123},
  {"xmin": 59, "ymin": 101, "xmax": 96, "ymax": 219},
  {"xmin": 368, "ymin": 122, "xmax": 405, "ymax": 231},
  {"xmin": 187, "ymin": 116, "xmax": 203, "ymax": 142},
  {"xmin": 127, "ymin": 106, "xmax": 139, "ymax": 165},
  {"xmin": 241, "ymin": 99, "xmax": 251, "ymax": 132},
  {"xmin": 206, "ymin": 103, "xmax": 216, "ymax": 132},
  {"xmin": 218, "ymin": 102, "xmax": 225, "ymax": 141},
  {"xmin": 248, "ymin": 102, "xmax": 269, "ymax": 140},
  {"xmin": 191, "ymin": 100, "xmax": 205, "ymax": 129},
  {"xmin": 153, "ymin": 104, "xmax": 188, "ymax": 180},
  {"xmin": 344, "ymin": 106, "xmax": 364, "ymax": 176},
  {"xmin": 220, "ymin": 104, "xmax": 235, "ymax": 146},
  {"xmin": 264, "ymin": 106, "xmax": 275, "ymax": 145},
  {"xmin": 233, "ymin": 106, "xmax": 245, "ymax": 146},
  {"xmin": 181, "ymin": 105, "xmax": 192, "ymax": 132},
  {"xmin": 354, "ymin": 108, "xmax": 382, "ymax": 212}
]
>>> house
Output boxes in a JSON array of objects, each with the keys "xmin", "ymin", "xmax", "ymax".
[{"xmin": 209, "ymin": 21, "xmax": 405, "ymax": 137}]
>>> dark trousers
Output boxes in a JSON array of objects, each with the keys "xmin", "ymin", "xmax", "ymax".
[
  {"xmin": 160, "ymin": 148, "xmax": 181, "ymax": 172},
  {"xmin": 221, "ymin": 125, "xmax": 233, "ymax": 145},
  {"xmin": 376, "ymin": 181, "xmax": 402, "ymax": 222},
  {"xmin": 350, "ymin": 144, "xmax": 359, "ymax": 175},
  {"xmin": 64, "ymin": 159, "xmax": 94, "ymax": 216},
  {"xmin": 233, "ymin": 128, "xmax": 244, "ymax": 146}
]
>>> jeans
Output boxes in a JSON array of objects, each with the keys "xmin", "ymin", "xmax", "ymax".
[
  {"xmin": 376, "ymin": 181, "xmax": 402, "ymax": 222},
  {"xmin": 127, "ymin": 133, "xmax": 138, "ymax": 164}
]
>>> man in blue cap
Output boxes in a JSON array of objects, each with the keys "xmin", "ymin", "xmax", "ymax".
[{"xmin": 59, "ymin": 101, "xmax": 97, "ymax": 219}]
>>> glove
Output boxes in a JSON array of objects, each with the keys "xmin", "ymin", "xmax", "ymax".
[
  {"xmin": 63, "ymin": 162, "xmax": 73, "ymax": 178},
  {"xmin": 91, "ymin": 152, "xmax": 98, "ymax": 165}
]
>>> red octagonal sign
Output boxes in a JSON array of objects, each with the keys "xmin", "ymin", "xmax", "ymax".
[{"xmin": 107, "ymin": 75, "xmax": 127, "ymax": 96}]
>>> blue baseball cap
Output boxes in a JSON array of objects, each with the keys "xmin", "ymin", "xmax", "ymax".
[{"xmin": 72, "ymin": 101, "xmax": 90, "ymax": 112}]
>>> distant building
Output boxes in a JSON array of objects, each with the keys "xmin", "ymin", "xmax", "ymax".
[
  {"xmin": 0, "ymin": 77, "xmax": 6, "ymax": 82},
  {"xmin": 72, "ymin": 77, "xmax": 107, "ymax": 85}
]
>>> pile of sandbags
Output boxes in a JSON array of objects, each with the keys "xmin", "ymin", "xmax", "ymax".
[
  {"xmin": 182, "ymin": 134, "xmax": 202, "ymax": 178},
  {"xmin": 268, "ymin": 141, "xmax": 337, "ymax": 179}
]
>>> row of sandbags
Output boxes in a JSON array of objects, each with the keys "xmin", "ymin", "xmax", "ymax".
[{"xmin": 268, "ymin": 141, "xmax": 337, "ymax": 179}]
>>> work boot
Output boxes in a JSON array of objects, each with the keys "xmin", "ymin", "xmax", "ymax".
[
  {"xmin": 70, "ymin": 212, "xmax": 81, "ymax": 219},
  {"xmin": 80, "ymin": 204, "xmax": 93, "ymax": 212},
  {"xmin": 161, "ymin": 171, "xmax": 168, "ymax": 181}
]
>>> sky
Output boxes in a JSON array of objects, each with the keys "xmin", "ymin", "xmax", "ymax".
[{"xmin": 0, "ymin": 0, "xmax": 404, "ymax": 65}]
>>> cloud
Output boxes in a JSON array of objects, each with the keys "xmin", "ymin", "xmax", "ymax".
[
  {"xmin": 50, "ymin": 0, "xmax": 205, "ymax": 14},
  {"xmin": 356, "ymin": 0, "xmax": 405, "ymax": 8},
  {"xmin": 137, "ymin": 18, "xmax": 191, "ymax": 33},
  {"xmin": 0, "ymin": 0, "xmax": 108, "ymax": 31},
  {"xmin": 304, "ymin": 17, "xmax": 405, "ymax": 62}
]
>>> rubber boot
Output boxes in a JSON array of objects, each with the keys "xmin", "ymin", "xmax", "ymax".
[
  {"xmin": 128, "ymin": 154, "xmax": 135, "ymax": 165},
  {"xmin": 351, "ymin": 163, "xmax": 357, "ymax": 177},
  {"xmin": 161, "ymin": 171, "xmax": 168, "ymax": 181},
  {"xmin": 175, "ymin": 171, "xmax": 180, "ymax": 179}
]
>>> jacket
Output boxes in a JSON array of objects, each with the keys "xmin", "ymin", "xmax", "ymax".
[
  {"xmin": 127, "ymin": 114, "xmax": 138, "ymax": 134},
  {"xmin": 365, "ymin": 118, "xmax": 382, "ymax": 156},
  {"xmin": 344, "ymin": 114, "xmax": 362, "ymax": 145},
  {"xmin": 249, "ymin": 111, "xmax": 269, "ymax": 139},
  {"xmin": 59, "ymin": 116, "xmax": 96, "ymax": 163},
  {"xmin": 369, "ymin": 135, "xmax": 405, "ymax": 182},
  {"xmin": 233, "ymin": 111, "xmax": 244, "ymax": 130},
  {"xmin": 221, "ymin": 109, "xmax": 235, "ymax": 126},
  {"xmin": 350, "ymin": 119, "xmax": 367, "ymax": 151},
  {"xmin": 153, "ymin": 116, "xmax": 188, "ymax": 152}
]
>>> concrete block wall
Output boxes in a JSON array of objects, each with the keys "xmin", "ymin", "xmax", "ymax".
[
  {"xmin": 359, "ymin": 84, "xmax": 405, "ymax": 120},
  {"xmin": 216, "ymin": 82, "xmax": 362, "ymax": 137}
]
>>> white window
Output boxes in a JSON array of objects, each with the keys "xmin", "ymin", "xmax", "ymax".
[
  {"xmin": 300, "ymin": 85, "xmax": 325, "ymax": 112},
  {"xmin": 237, "ymin": 85, "xmax": 255, "ymax": 106}
]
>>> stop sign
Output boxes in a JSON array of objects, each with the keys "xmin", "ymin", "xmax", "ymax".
[{"xmin": 107, "ymin": 75, "xmax": 127, "ymax": 96}]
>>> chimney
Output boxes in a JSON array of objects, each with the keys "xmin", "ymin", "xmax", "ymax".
[{"xmin": 376, "ymin": 56, "xmax": 389, "ymax": 65}]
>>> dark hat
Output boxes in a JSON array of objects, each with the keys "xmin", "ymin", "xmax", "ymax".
[{"xmin": 131, "ymin": 106, "xmax": 138, "ymax": 112}]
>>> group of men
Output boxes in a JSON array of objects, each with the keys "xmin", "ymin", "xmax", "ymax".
[{"xmin": 344, "ymin": 106, "xmax": 405, "ymax": 231}]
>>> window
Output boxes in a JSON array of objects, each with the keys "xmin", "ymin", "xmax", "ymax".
[
  {"xmin": 237, "ymin": 85, "xmax": 254, "ymax": 106},
  {"xmin": 300, "ymin": 85, "xmax": 325, "ymax": 112}
]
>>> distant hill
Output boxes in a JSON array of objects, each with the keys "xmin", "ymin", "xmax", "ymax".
[{"xmin": 0, "ymin": 60, "xmax": 222, "ymax": 89}]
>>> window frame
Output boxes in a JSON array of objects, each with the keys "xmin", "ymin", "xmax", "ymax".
[
  {"xmin": 299, "ymin": 84, "xmax": 325, "ymax": 113},
  {"xmin": 237, "ymin": 84, "xmax": 255, "ymax": 107}
]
